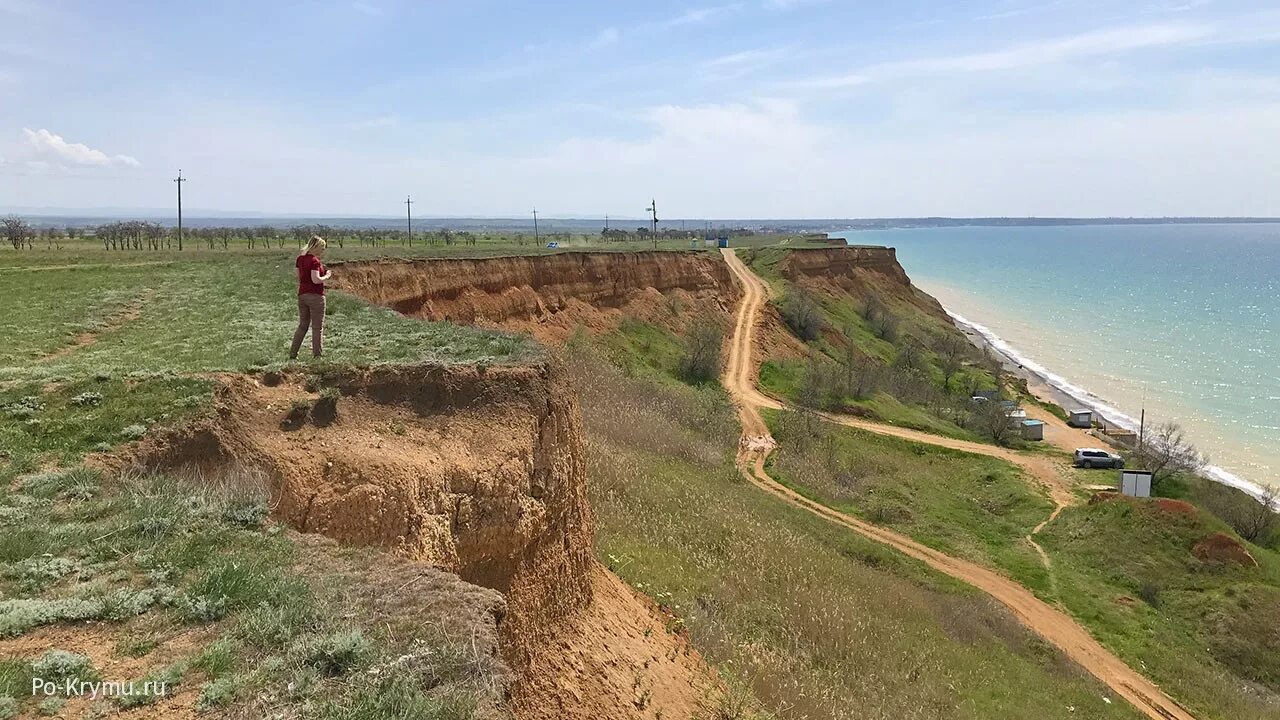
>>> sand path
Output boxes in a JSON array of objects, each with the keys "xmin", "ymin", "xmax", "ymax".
[{"xmin": 718, "ymin": 247, "xmax": 1196, "ymax": 720}]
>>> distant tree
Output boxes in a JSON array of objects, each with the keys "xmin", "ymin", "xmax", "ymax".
[
  {"xmin": 936, "ymin": 334, "xmax": 969, "ymax": 391},
  {"xmin": 1213, "ymin": 485, "xmax": 1279, "ymax": 544},
  {"xmin": 1137, "ymin": 422, "xmax": 1206, "ymax": 488},
  {"xmin": 677, "ymin": 319, "xmax": 724, "ymax": 383},
  {"xmin": 3, "ymin": 215, "xmax": 32, "ymax": 249},
  {"xmin": 864, "ymin": 293, "xmax": 899, "ymax": 342},
  {"xmin": 972, "ymin": 395, "xmax": 1016, "ymax": 446},
  {"xmin": 779, "ymin": 288, "xmax": 825, "ymax": 342}
]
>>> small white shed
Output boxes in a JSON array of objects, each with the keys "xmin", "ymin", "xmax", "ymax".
[
  {"xmin": 1119, "ymin": 470, "xmax": 1153, "ymax": 498},
  {"xmin": 1068, "ymin": 409, "xmax": 1093, "ymax": 428},
  {"xmin": 1021, "ymin": 419, "xmax": 1045, "ymax": 441}
]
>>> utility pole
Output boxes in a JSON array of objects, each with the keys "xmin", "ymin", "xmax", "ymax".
[
  {"xmin": 173, "ymin": 170, "xmax": 186, "ymax": 251},
  {"xmin": 404, "ymin": 195, "xmax": 413, "ymax": 246},
  {"xmin": 646, "ymin": 199, "xmax": 658, "ymax": 250},
  {"xmin": 532, "ymin": 207, "xmax": 540, "ymax": 244}
]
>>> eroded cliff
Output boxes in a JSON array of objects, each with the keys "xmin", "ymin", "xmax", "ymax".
[{"xmin": 334, "ymin": 250, "xmax": 738, "ymax": 342}]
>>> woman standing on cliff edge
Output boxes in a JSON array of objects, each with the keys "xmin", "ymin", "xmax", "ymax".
[{"xmin": 289, "ymin": 236, "xmax": 331, "ymax": 360}]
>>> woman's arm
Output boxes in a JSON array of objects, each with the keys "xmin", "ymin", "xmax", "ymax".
[{"xmin": 311, "ymin": 269, "xmax": 329, "ymax": 284}]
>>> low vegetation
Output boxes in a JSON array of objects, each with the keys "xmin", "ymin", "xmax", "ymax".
[
  {"xmin": 1038, "ymin": 494, "xmax": 1280, "ymax": 720},
  {"xmin": 569, "ymin": 346, "xmax": 1141, "ymax": 720},
  {"xmin": 0, "ymin": 467, "xmax": 504, "ymax": 718},
  {"xmin": 741, "ymin": 247, "xmax": 1017, "ymax": 443},
  {"xmin": 765, "ymin": 411, "xmax": 1055, "ymax": 592}
]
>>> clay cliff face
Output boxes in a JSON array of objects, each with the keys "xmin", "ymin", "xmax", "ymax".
[
  {"xmin": 125, "ymin": 361, "xmax": 710, "ymax": 718},
  {"xmin": 334, "ymin": 250, "xmax": 738, "ymax": 342},
  {"xmin": 777, "ymin": 246, "xmax": 950, "ymax": 321},
  {"xmin": 777, "ymin": 246, "xmax": 910, "ymax": 285}
]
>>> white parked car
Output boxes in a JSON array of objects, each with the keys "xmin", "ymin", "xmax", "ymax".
[{"xmin": 1074, "ymin": 448, "xmax": 1124, "ymax": 469}]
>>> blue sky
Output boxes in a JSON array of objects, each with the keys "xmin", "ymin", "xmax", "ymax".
[{"xmin": 2, "ymin": 0, "xmax": 1279, "ymax": 217}]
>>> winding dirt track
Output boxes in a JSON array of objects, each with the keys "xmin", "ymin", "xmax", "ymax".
[{"xmin": 718, "ymin": 247, "xmax": 1196, "ymax": 720}]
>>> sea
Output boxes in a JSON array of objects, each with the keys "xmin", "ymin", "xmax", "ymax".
[{"xmin": 835, "ymin": 223, "xmax": 1280, "ymax": 498}]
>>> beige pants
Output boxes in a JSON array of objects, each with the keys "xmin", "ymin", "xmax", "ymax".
[{"xmin": 290, "ymin": 293, "xmax": 325, "ymax": 358}]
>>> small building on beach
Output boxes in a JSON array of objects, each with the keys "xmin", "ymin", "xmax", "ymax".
[
  {"xmin": 1068, "ymin": 409, "xmax": 1093, "ymax": 428},
  {"xmin": 1021, "ymin": 419, "xmax": 1045, "ymax": 441}
]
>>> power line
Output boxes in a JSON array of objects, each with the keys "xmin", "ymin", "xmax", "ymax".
[
  {"xmin": 405, "ymin": 195, "xmax": 413, "ymax": 246},
  {"xmin": 174, "ymin": 170, "xmax": 186, "ymax": 251}
]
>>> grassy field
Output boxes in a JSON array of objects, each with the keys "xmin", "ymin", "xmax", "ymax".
[
  {"xmin": 0, "ymin": 243, "xmax": 540, "ymax": 483},
  {"xmin": 755, "ymin": 401, "xmax": 1280, "ymax": 719},
  {"xmin": 0, "ymin": 468, "xmax": 505, "ymax": 719},
  {"xmin": 1037, "ymin": 497, "xmax": 1280, "ymax": 720},
  {"xmin": 568, "ymin": 345, "xmax": 1141, "ymax": 720},
  {"xmin": 765, "ymin": 411, "xmax": 1056, "ymax": 594}
]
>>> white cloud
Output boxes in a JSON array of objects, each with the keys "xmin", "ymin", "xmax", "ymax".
[
  {"xmin": 784, "ymin": 22, "xmax": 1214, "ymax": 89},
  {"xmin": 22, "ymin": 128, "xmax": 140, "ymax": 167},
  {"xmin": 704, "ymin": 47, "xmax": 788, "ymax": 68},
  {"xmin": 351, "ymin": 2, "xmax": 382, "ymax": 17},
  {"xmin": 663, "ymin": 4, "xmax": 741, "ymax": 28},
  {"xmin": 588, "ymin": 27, "xmax": 620, "ymax": 50}
]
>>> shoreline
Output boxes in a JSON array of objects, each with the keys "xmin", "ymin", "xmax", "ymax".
[{"xmin": 943, "ymin": 307, "xmax": 1274, "ymax": 504}]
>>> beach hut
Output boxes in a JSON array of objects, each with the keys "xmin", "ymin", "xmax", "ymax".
[
  {"xmin": 1119, "ymin": 470, "xmax": 1153, "ymax": 498},
  {"xmin": 1000, "ymin": 400, "xmax": 1027, "ymax": 419},
  {"xmin": 1021, "ymin": 419, "xmax": 1045, "ymax": 441},
  {"xmin": 1068, "ymin": 409, "xmax": 1093, "ymax": 428}
]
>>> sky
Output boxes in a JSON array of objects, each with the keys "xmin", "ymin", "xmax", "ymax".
[{"xmin": 2, "ymin": 0, "xmax": 1280, "ymax": 218}]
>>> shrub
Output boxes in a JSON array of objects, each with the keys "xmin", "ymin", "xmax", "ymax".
[
  {"xmin": 293, "ymin": 628, "xmax": 372, "ymax": 676},
  {"xmin": 677, "ymin": 320, "xmax": 724, "ymax": 383},
  {"xmin": 864, "ymin": 293, "xmax": 899, "ymax": 342},
  {"xmin": 196, "ymin": 675, "xmax": 241, "ymax": 711},
  {"xmin": 222, "ymin": 501, "xmax": 268, "ymax": 528},
  {"xmin": 120, "ymin": 424, "xmax": 147, "ymax": 441},
  {"xmin": 31, "ymin": 650, "xmax": 99, "ymax": 683},
  {"xmin": 70, "ymin": 392, "xmax": 103, "ymax": 407},
  {"xmin": 780, "ymin": 289, "xmax": 825, "ymax": 342}
]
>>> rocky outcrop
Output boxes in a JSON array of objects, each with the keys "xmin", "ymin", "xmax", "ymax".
[{"xmin": 333, "ymin": 251, "xmax": 738, "ymax": 341}]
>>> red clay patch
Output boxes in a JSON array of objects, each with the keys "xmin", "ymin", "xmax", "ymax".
[
  {"xmin": 1089, "ymin": 490, "xmax": 1120, "ymax": 505},
  {"xmin": 1193, "ymin": 532, "xmax": 1258, "ymax": 567},
  {"xmin": 1154, "ymin": 498, "xmax": 1197, "ymax": 517}
]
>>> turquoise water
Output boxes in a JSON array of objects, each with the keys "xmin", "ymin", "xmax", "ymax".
[{"xmin": 836, "ymin": 224, "xmax": 1280, "ymax": 494}]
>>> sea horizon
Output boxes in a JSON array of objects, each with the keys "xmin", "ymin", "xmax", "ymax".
[{"xmin": 836, "ymin": 224, "xmax": 1280, "ymax": 498}]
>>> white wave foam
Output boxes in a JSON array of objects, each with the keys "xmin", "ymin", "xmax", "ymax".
[{"xmin": 944, "ymin": 308, "xmax": 1275, "ymax": 504}]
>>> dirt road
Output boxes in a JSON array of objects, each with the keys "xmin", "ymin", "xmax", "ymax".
[{"xmin": 718, "ymin": 247, "xmax": 1197, "ymax": 720}]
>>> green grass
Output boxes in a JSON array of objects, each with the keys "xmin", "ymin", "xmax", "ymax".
[
  {"xmin": 0, "ymin": 468, "xmax": 503, "ymax": 717},
  {"xmin": 758, "ymin": 404, "xmax": 1280, "ymax": 720},
  {"xmin": 1036, "ymin": 497, "xmax": 1280, "ymax": 720},
  {"xmin": 765, "ymin": 410, "xmax": 1056, "ymax": 594},
  {"xmin": 571, "ymin": 348, "xmax": 1141, "ymax": 720},
  {"xmin": 0, "ymin": 245, "xmax": 541, "ymax": 485},
  {"xmin": 740, "ymin": 246, "xmax": 1003, "ymax": 443},
  {"xmin": 0, "ymin": 252, "xmax": 537, "ymax": 385}
]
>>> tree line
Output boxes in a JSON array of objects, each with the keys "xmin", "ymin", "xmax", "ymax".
[{"xmin": 1, "ymin": 216, "xmax": 500, "ymax": 251}]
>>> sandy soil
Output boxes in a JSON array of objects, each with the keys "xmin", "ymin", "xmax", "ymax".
[
  {"xmin": 124, "ymin": 364, "xmax": 714, "ymax": 720},
  {"xmin": 718, "ymin": 247, "xmax": 1198, "ymax": 720}
]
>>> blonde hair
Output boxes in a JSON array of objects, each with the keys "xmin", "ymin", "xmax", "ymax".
[{"xmin": 303, "ymin": 235, "xmax": 327, "ymax": 254}]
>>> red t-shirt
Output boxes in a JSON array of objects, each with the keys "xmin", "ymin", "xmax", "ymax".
[{"xmin": 297, "ymin": 254, "xmax": 325, "ymax": 295}]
